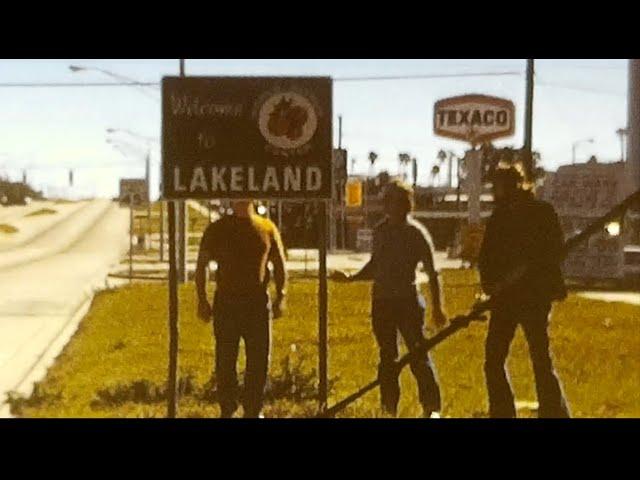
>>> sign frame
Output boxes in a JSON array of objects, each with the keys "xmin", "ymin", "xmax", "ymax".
[
  {"xmin": 433, "ymin": 94, "xmax": 516, "ymax": 145},
  {"xmin": 161, "ymin": 76, "xmax": 333, "ymax": 201}
]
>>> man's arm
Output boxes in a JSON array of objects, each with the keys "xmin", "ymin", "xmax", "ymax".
[
  {"xmin": 419, "ymin": 229, "xmax": 445, "ymax": 323},
  {"xmin": 269, "ymin": 225, "xmax": 287, "ymax": 318},
  {"xmin": 349, "ymin": 256, "xmax": 375, "ymax": 281},
  {"xmin": 195, "ymin": 227, "xmax": 213, "ymax": 321},
  {"xmin": 269, "ymin": 226, "xmax": 287, "ymax": 298},
  {"xmin": 477, "ymin": 216, "xmax": 497, "ymax": 295}
]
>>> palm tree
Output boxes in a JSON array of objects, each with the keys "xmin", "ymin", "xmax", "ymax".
[
  {"xmin": 368, "ymin": 151, "xmax": 378, "ymax": 177},
  {"xmin": 411, "ymin": 157, "xmax": 418, "ymax": 187},
  {"xmin": 431, "ymin": 164, "xmax": 441, "ymax": 186},
  {"xmin": 437, "ymin": 150, "xmax": 449, "ymax": 187},
  {"xmin": 398, "ymin": 153, "xmax": 411, "ymax": 181}
]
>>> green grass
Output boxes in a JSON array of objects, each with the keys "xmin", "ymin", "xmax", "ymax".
[
  {"xmin": 8, "ymin": 270, "xmax": 640, "ymax": 418},
  {"xmin": 0, "ymin": 223, "xmax": 18, "ymax": 234},
  {"xmin": 25, "ymin": 208, "xmax": 57, "ymax": 217}
]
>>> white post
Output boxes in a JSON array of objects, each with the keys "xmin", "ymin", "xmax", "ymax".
[{"xmin": 467, "ymin": 147, "xmax": 482, "ymax": 225}]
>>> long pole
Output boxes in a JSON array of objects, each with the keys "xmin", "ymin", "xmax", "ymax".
[
  {"xmin": 318, "ymin": 200, "xmax": 328, "ymax": 412},
  {"xmin": 523, "ymin": 59, "xmax": 535, "ymax": 182},
  {"xmin": 318, "ymin": 187, "xmax": 640, "ymax": 418}
]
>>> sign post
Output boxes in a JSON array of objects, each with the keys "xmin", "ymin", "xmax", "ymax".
[
  {"xmin": 129, "ymin": 197, "xmax": 134, "ymax": 282},
  {"xmin": 318, "ymin": 200, "xmax": 328, "ymax": 409},
  {"xmin": 119, "ymin": 179, "xmax": 148, "ymax": 280},
  {"xmin": 162, "ymin": 75, "xmax": 333, "ymax": 415}
]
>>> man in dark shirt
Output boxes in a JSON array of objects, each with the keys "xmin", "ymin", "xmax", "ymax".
[
  {"xmin": 195, "ymin": 200, "xmax": 287, "ymax": 418},
  {"xmin": 335, "ymin": 181, "xmax": 447, "ymax": 418},
  {"xmin": 478, "ymin": 166, "xmax": 570, "ymax": 418}
]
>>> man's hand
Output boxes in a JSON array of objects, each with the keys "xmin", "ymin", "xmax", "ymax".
[
  {"xmin": 273, "ymin": 295, "xmax": 286, "ymax": 319},
  {"xmin": 197, "ymin": 300, "xmax": 212, "ymax": 322},
  {"xmin": 432, "ymin": 307, "xmax": 447, "ymax": 329},
  {"xmin": 331, "ymin": 270, "xmax": 351, "ymax": 282}
]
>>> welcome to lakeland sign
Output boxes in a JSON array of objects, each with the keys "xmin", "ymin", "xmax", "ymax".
[{"xmin": 161, "ymin": 76, "xmax": 332, "ymax": 200}]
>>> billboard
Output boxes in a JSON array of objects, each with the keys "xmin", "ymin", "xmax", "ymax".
[
  {"xmin": 434, "ymin": 94, "xmax": 515, "ymax": 144},
  {"xmin": 119, "ymin": 178, "xmax": 148, "ymax": 206}
]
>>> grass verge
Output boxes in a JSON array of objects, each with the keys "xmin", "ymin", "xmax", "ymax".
[
  {"xmin": 25, "ymin": 208, "xmax": 57, "ymax": 217},
  {"xmin": 8, "ymin": 270, "xmax": 640, "ymax": 418},
  {"xmin": 0, "ymin": 223, "xmax": 18, "ymax": 234}
]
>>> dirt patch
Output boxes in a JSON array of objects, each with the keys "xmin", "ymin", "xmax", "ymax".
[
  {"xmin": 0, "ymin": 223, "xmax": 18, "ymax": 234},
  {"xmin": 25, "ymin": 208, "xmax": 57, "ymax": 217}
]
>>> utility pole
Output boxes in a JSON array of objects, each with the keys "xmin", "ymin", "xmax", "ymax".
[
  {"xmin": 616, "ymin": 128, "xmax": 628, "ymax": 163},
  {"xmin": 523, "ymin": 59, "xmax": 535, "ymax": 183},
  {"xmin": 627, "ymin": 59, "xmax": 640, "ymax": 198}
]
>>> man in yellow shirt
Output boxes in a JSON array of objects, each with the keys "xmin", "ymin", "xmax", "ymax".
[{"xmin": 195, "ymin": 200, "xmax": 287, "ymax": 418}]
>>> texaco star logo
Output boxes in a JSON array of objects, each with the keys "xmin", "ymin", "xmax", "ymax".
[{"xmin": 257, "ymin": 92, "xmax": 318, "ymax": 151}]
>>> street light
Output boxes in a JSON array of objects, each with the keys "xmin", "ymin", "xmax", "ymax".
[
  {"xmin": 69, "ymin": 64, "xmax": 159, "ymax": 101},
  {"xmin": 107, "ymin": 127, "xmax": 159, "ymax": 144},
  {"xmin": 572, "ymin": 138, "xmax": 594, "ymax": 164}
]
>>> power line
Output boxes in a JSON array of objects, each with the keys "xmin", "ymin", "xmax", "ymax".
[
  {"xmin": 536, "ymin": 80, "xmax": 625, "ymax": 97},
  {"xmin": 333, "ymin": 71, "xmax": 524, "ymax": 82},
  {"xmin": 0, "ymin": 82, "xmax": 159, "ymax": 88},
  {"xmin": 0, "ymin": 71, "xmax": 523, "ymax": 88}
]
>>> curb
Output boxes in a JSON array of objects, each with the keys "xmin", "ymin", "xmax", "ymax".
[{"xmin": 0, "ymin": 292, "xmax": 94, "ymax": 418}]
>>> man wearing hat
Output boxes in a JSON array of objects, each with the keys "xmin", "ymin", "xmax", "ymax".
[{"xmin": 479, "ymin": 166, "xmax": 570, "ymax": 418}]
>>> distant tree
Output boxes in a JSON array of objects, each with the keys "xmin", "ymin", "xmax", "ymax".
[
  {"xmin": 431, "ymin": 164, "xmax": 441, "ymax": 186},
  {"xmin": 470, "ymin": 143, "xmax": 545, "ymax": 185},
  {"xmin": 398, "ymin": 153, "xmax": 411, "ymax": 181},
  {"xmin": 368, "ymin": 151, "xmax": 378, "ymax": 177}
]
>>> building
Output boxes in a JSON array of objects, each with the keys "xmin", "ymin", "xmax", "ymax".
[{"xmin": 539, "ymin": 157, "xmax": 633, "ymax": 281}]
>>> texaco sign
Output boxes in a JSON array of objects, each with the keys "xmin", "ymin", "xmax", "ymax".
[
  {"xmin": 433, "ymin": 94, "xmax": 515, "ymax": 144},
  {"xmin": 161, "ymin": 76, "xmax": 332, "ymax": 200}
]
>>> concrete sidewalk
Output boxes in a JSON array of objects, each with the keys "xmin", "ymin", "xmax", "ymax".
[{"xmin": 577, "ymin": 291, "xmax": 640, "ymax": 306}]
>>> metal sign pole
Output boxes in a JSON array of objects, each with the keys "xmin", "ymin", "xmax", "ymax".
[
  {"xmin": 467, "ymin": 146, "xmax": 482, "ymax": 225},
  {"xmin": 165, "ymin": 58, "xmax": 185, "ymax": 418},
  {"xmin": 167, "ymin": 200, "xmax": 179, "ymax": 418},
  {"xmin": 178, "ymin": 59, "xmax": 188, "ymax": 284},
  {"xmin": 318, "ymin": 199, "xmax": 328, "ymax": 411},
  {"xmin": 523, "ymin": 59, "xmax": 535, "ymax": 183}
]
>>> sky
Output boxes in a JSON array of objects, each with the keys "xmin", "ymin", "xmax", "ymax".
[{"xmin": 0, "ymin": 59, "xmax": 629, "ymax": 199}]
